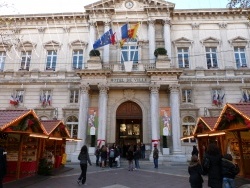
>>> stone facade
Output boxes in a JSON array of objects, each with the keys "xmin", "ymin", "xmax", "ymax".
[{"xmin": 0, "ymin": 0, "xmax": 250, "ymax": 162}]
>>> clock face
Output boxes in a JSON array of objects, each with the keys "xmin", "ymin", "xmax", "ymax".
[{"xmin": 125, "ymin": 1, "xmax": 134, "ymax": 9}]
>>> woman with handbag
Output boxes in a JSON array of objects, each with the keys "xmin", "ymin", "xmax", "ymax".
[{"xmin": 77, "ymin": 145, "xmax": 92, "ymax": 185}]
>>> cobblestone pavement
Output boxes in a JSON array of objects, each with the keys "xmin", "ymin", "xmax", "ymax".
[{"xmin": 4, "ymin": 160, "xmax": 250, "ymax": 188}]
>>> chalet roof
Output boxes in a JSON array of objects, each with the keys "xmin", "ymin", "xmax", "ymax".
[
  {"xmin": 193, "ymin": 116, "xmax": 218, "ymax": 134},
  {"xmin": 214, "ymin": 103, "xmax": 250, "ymax": 130},
  {"xmin": 0, "ymin": 110, "xmax": 46, "ymax": 134},
  {"xmin": 41, "ymin": 120, "xmax": 70, "ymax": 138}
]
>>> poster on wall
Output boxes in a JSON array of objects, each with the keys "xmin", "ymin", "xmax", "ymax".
[
  {"xmin": 160, "ymin": 107, "xmax": 171, "ymax": 136},
  {"xmin": 88, "ymin": 108, "xmax": 98, "ymax": 135}
]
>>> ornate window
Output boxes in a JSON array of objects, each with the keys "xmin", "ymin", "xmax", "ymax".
[
  {"xmin": 212, "ymin": 89, "xmax": 224, "ymax": 107},
  {"xmin": 66, "ymin": 116, "xmax": 78, "ymax": 139},
  {"xmin": 10, "ymin": 90, "xmax": 24, "ymax": 106},
  {"xmin": 69, "ymin": 90, "xmax": 79, "ymax": 103},
  {"xmin": 182, "ymin": 116, "xmax": 196, "ymax": 143},
  {"xmin": 43, "ymin": 40, "xmax": 61, "ymax": 71},
  {"xmin": 0, "ymin": 51, "xmax": 6, "ymax": 71},
  {"xmin": 72, "ymin": 50, "xmax": 83, "ymax": 69},
  {"xmin": 40, "ymin": 90, "xmax": 52, "ymax": 107},
  {"xmin": 229, "ymin": 36, "xmax": 248, "ymax": 69},
  {"xmin": 182, "ymin": 89, "xmax": 192, "ymax": 103},
  {"xmin": 242, "ymin": 88, "xmax": 250, "ymax": 103},
  {"xmin": 177, "ymin": 47, "xmax": 189, "ymax": 68},
  {"xmin": 201, "ymin": 37, "xmax": 220, "ymax": 69},
  {"xmin": 46, "ymin": 50, "xmax": 57, "ymax": 71},
  {"xmin": 20, "ymin": 51, "xmax": 31, "ymax": 71},
  {"xmin": 121, "ymin": 38, "xmax": 138, "ymax": 64},
  {"xmin": 206, "ymin": 47, "xmax": 218, "ymax": 69},
  {"xmin": 234, "ymin": 47, "xmax": 247, "ymax": 68}
]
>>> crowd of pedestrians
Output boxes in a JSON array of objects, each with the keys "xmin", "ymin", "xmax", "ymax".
[
  {"xmin": 188, "ymin": 143, "xmax": 240, "ymax": 188},
  {"xmin": 92, "ymin": 142, "xmax": 150, "ymax": 171}
]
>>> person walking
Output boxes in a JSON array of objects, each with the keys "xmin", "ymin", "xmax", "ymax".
[
  {"xmin": 0, "ymin": 146, "xmax": 7, "ymax": 188},
  {"xmin": 100, "ymin": 145, "xmax": 108, "ymax": 169},
  {"xmin": 94, "ymin": 146, "xmax": 100, "ymax": 166},
  {"xmin": 77, "ymin": 145, "xmax": 92, "ymax": 185},
  {"xmin": 109, "ymin": 146, "xmax": 115, "ymax": 168},
  {"xmin": 114, "ymin": 145, "xmax": 121, "ymax": 168},
  {"xmin": 202, "ymin": 143, "xmax": 223, "ymax": 188},
  {"xmin": 134, "ymin": 146, "xmax": 141, "ymax": 169},
  {"xmin": 188, "ymin": 155, "xmax": 204, "ymax": 188},
  {"xmin": 153, "ymin": 144, "xmax": 159, "ymax": 169},
  {"xmin": 192, "ymin": 145, "xmax": 199, "ymax": 157},
  {"xmin": 140, "ymin": 143, "xmax": 146, "ymax": 159},
  {"xmin": 221, "ymin": 154, "xmax": 240, "ymax": 188},
  {"xmin": 127, "ymin": 145, "xmax": 134, "ymax": 171}
]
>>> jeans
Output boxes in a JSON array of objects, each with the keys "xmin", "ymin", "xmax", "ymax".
[
  {"xmin": 134, "ymin": 159, "xmax": 140, "ymax": 169},
  {"xmin": 95, "ymin": 155, "xmax": 100, "ymax": 166},
  {"xmin": 223, "ymin": 177, "xmax": 236, "ymax": 188},
  {"xmin": 128, "ymin": 160, "xmax": 134, "ymax": 171},
  {"xmin": 78, "ymin": 164, "xmax": 87, "ymax": 184},
  {"xmin": 141, "ymin": 151, "xmax": 145, "ymax": 159},
  {"xmin": 154, "ymin": 158, "xmax": 158, "ymax": 168}
]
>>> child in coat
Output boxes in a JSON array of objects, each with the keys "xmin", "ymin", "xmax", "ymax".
[{"xmin": 188, "ymin": 155, "xmax": 204, "ymax": 188}]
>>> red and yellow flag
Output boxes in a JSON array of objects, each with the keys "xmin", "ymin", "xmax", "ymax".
[
  {"xmin": 119, "ymin": 38, "xmax": 127, "ymax": 48},
  {"xmin": 128, "ymin": 22, "xmax": 139, "ymax": 39}
]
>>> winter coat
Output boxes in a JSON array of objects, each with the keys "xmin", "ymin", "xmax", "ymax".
[
  {"xmin": 153, "ymin": 148, "xmax": 159, "ymax": 159},
  {"xmin": 205, "ymin": 154, "xmax": 223, "ymax": 188},
  {"xmin": 127, "ymin": 150, "xmax": 134, "ymax": 161},
  {"xmin": 100, "ymin": 150, "xmax": 107, "ymax": 160},
  {"xmin": 188, "ymin": 162, "xmax": 203, "ymax": 188},
  {"xmin": 78, "ymin": 151, "xmax": 92, "ymax": 165},
  {"xmin": 192, "ymin": 146, "xmax": 199, "ymax": 157},
  {"xmin": 134, "ymin": 150, "xmax": 141, "ymax": 160},
  {"xmin": 221, "ymin": 158, "xmax": 240, "ymax": 179}
]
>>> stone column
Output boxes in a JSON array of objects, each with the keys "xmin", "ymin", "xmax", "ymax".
[
  {"xmin": 163, "ymin": 19, "xmax": 171, "ymax": 58},
  {"xmin": 103, "ymin": 21, "xmax": 110, "ymax": 64},
  {"xmin": 88, "ymin": 21, "xmax": 96, "ymax": 56},
  {"xmin": 169, "ymin": 84, "xmax": 182, "ymax": 154},
  {"xmin": 149, "ymin": 84, "xmax": 160, "ymax": 149},
  {"xmin": 77, "ymin": 84, "xmax": 90, "ymax": 150},
  {"xmin": 148, "ymin": 19, "xmax": 156, "ymax": 64},
  {"xmin": 71, "ymin": 84, "xmax": 90, "ymax": 162},
  {"xmin": 97, "ymin": 84, "xmax": 109, "ymax": 147}
]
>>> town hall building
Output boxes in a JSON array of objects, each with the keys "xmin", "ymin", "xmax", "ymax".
[{"xmin": 0, "ymin": 0, "xmax": 250, "ymax": 162}]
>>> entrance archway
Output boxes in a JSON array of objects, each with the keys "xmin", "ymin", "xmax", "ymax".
[{"xmin": 116, "ymin": 101, "xmax": 142, "ymax": 157}]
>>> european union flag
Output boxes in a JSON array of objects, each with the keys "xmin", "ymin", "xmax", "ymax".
[{"xmin": 93, "ymin": 29, "xmax": 114, "ymax": 49}]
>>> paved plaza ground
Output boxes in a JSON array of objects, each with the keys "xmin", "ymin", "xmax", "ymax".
[{"xmin": 4, "ymin": 160, "xmax": 250, "ymax": 188}]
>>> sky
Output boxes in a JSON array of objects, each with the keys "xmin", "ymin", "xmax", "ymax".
[{"xmin": 0, "ymin": 0, "xmax": 229, "ymax": 15}]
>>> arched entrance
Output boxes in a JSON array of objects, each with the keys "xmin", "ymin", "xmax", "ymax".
[{"xmin": 116, "ymin": 101, "xmax": 142, "ymax": 157}]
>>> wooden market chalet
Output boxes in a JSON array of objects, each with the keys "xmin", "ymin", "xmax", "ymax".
[
  {"xmin": 0, "ymin": 110, "xmax": 71, "ymax": 182},
  {"xmin": 183, "ymin": 103, "xmax": 250, "ymax": 178}
]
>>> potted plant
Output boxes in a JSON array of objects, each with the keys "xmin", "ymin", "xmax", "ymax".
[
  {"xmin": 154, "ymin": 47, "xmax": 167, "ymax": 57},
  {"xmin": 87, "ymin": 49, "xmax": 102, "ymax": 69},
  {"xmin": 154, "ymin": 47, "xmax": 170, "ymax": 68},
  {"xmin": 89, "ymin": 49, "xmax": 100, "ymax": 57}
]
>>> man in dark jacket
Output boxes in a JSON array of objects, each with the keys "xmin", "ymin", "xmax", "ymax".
[
  {"xmin": 221, "ymin": 154, "xmax": 239, "ymax": 188},
  {"xmin": 203, "ymin": 143, "xmax": 223, "ymax": 188},
  {"xmin": 0, "ymin": 146, "xmax": 7, "ymax": 188}
]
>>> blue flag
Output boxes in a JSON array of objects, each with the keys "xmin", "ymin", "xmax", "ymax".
[
  {"xmin": 121, "ymin": 24, "xmax": 128, "ymax": 39},
  {"xmin": 93, "ymin": 29, "xmax": 114, "ymax": 49}
]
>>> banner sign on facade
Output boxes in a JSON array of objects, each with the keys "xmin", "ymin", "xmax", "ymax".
[
  {"xmin": 160, "ymin": 107, "xmax": 171, "ymax": 136},
  {"xmin": 88, "ymin": 108, "xmax": 98, "ymax": 135}
]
